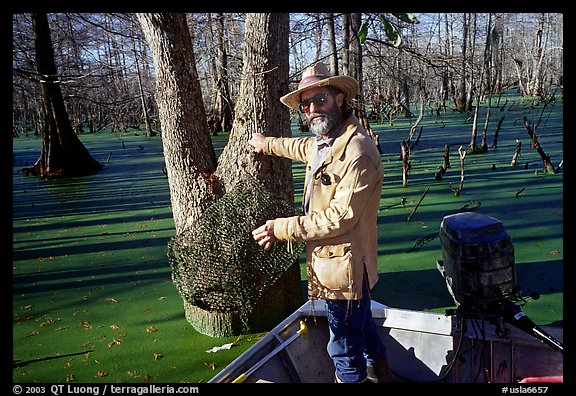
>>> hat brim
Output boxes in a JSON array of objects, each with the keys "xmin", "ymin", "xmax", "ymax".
[{"xmin": 280, "ymin": 75, "xmax": 359, "ymax": 111}]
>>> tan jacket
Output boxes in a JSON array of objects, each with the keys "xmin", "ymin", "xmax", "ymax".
[{"xmin": 261, "ymin": 115, "xmax": 384, "ymax": 300}]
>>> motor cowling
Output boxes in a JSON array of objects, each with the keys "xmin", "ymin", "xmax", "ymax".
[{"xmin": 437, "ymin": 212, "xmax": 518, "ymax": 307}]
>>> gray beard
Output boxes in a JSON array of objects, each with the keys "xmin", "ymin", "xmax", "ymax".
[
  {"xmin": 307, "ymin": 107, "xmax": 340, "ymax": 137},
  {"xmin": 309, "ymin": 116, "xmax": 332, "ymax": 137}
]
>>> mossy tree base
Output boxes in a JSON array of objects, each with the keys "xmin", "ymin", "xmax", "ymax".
[{"xmin": 183, "ymin": 262, "xmax": 303, "ymax": 337}]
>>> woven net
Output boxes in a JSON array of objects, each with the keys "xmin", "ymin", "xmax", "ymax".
[{"xmin": 167, "ymin": 175, "xmax": 304, "ymax": 319}]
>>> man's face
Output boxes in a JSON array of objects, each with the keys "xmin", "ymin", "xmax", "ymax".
[{"xmin": 300, "ymin": 87, "xmax": 344, "ymax": 138}]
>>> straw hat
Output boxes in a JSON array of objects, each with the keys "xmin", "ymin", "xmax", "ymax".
[{"xmin": 280, "ymin": 62, "xmax": 359, "ymax": 111}]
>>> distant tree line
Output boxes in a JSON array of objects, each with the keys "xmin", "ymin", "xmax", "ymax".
[{"xmin": 13, "ymin": 13, "xmax": 563, "ymax": 138}]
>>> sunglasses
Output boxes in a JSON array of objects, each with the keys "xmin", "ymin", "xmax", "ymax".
[{"xmin": 299, "ymin": 93, "xmax": 330, "ymax": 114}]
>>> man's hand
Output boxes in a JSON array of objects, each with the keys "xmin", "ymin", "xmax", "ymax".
[
  {"xmin": 248, "ymin": 132, "xmax": 266, "ymax": 153},
  {"xmin": 252, "ymin": 219, "xmax": 276, "ymax": 251}
]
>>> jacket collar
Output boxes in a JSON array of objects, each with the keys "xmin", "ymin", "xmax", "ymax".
[{"xmin": 321, "ymin": 114, "xmax": 359, "ymax": 166}]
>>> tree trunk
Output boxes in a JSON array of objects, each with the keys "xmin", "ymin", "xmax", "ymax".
[
  {"xmin": 346, "ymin": 13, "xmax": 381, "ymax": 153},
  {"xmin": 138, "ymin": 13, "xmax": 301, "ymax": 337},
  {"xmin": 214, "ymin": 13, "xmax": 302, "ymax": 334},
  {"xmin": 211, "ymin": 13, "xmax": 233, "ymax": 134},
  {"xmin": 465, "ymin": 14, "xmax": 477, "ymax": 113},
  {"xmin": 468, "ymin": 94, "xmax": 481, "ymax": 152},
  {"xmin": 480, "ymin": 93, "xmax": 491, "ymax": 152},
  {"xmin": 479, "ymin": 14, "xmax": 493, "ymax": 153},
  {"xmin": 132, "ymin": 34, "xmax": 155, "ymax": 137},
  {"xmin": 492, "ymin": 115, "xmax": 505, "ymax": 149},
  {"xmin": 401, "ymin": 140, "xmax": 410, "ymax": 187},
  {"xmin": 407, "ymin": 92, "xmax": 424, "ymax": 147},
  {"xmin": 136, "ymin": 13, "xmax": 219, "ymax": 234},
  {"xmin": 451, "ymin": 146, "xmax": 466, "ymax": 196},
  {"xmin": 523, "ymin": 116, "xmax": 555, "ymax": 173},
  {"xmin": 491, "ymin": 16, "xmax": 504, "ymax": 93},
  {"xmin": 526, "ymin": 14, "xmax": 546, "ymax": 97},
  {"xmin": 341, "ymin": 14, "xmax": 350, "ymax": 75},
  {"xmin": 435, "ymin": 144, "xmax": 450, "ymax": 181},
  {"xmin": 326, "ymin": 13, "xmax": 338, "ymax": 74},
  {"xmin": 455, "ymin": 13, "xmax": 468, "ymax": 112},
  {"xmin": 510, "ymin": 139, "xmax": 522, "ymax": 166},
  {"xmin": 216, "ymin": 13, "xmax": 294, "ymax": 202},
  {"xmin": 23, "ymin": 13, "xmax": 102, "ymax": 179}
]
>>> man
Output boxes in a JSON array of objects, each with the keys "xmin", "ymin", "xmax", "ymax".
[{"xmin": 248, "ymin": 62, "xmax": 392, "ymax": 383}]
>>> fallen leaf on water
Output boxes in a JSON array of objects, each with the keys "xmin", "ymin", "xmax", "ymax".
[
  {"xmin": 204, "ymin": 362, "xmax": 217, "ymax": 370},
  {"xmin": 108, "ymin": 338, "xmax": 122, "ymax": 349},
  {"xmin": 81, "ymin": 322, "xmax": 92, "ymax": 329},
  {"xmin": 96, "ymin": 371, "xmax": 107, "ymax": 379},
  {"xmin": 110, "ymin": 324, "xmax": 119, "ymax": 330},
  {"xmin": 550, "ymin": 250, "xmax": 560, "ymax": 256},
  {"xmin": 26, "ymin": 330, "xmax": 39, "ymax": 338},
  {"xmin": 105, "ymin": 298, "xmax": 119, "ymax": 303},
  {"xmin": 146, "ymin": 326, "xmax": 157, "ymax": 333},
  {"xmin": 153, "ymin": 353, "xmax": 163, "ymax": 360}
]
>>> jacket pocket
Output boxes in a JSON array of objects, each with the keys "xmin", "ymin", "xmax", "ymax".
[{"xmin": 311, "ymin": 243, "xmax": 352, "ymax": 291}]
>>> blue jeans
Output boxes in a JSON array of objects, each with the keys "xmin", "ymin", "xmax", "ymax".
[{"xmin": 326, "ymin": 278, "xmax": 387, "ymax": 383}]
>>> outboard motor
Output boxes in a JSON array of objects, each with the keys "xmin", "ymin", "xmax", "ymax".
[{"xmin": 437, "ymin": 212, "xmax": 563, "ymax": 354}]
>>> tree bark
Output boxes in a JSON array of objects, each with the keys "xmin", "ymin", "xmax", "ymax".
[
  {"xmin": 209, "ymin": 13, "xmax": 233, "ymax": 134},
  {"xmin": 468, "ymin": 93, "xmax": 481, "ymax": 152},
  {"xmin": 435, "ymin": 144, "xmax": 450, "ymax": 181},
  {"xmin": 451, "ymin": 146, "xmax": 466, "ymax": 196},
  {"xmin": 523, "ymin": 116, "xmax": 555, "ymax": 173},
  {"xmin": 326, "ymin": 13, "xmax": 338, "ymax": 74},
  {"xmin": 455, "ymin": 13, "xmax": 468, "ymax": 112},
  {"xmin": 511, "ymin": 139, "xmax": 522, "ymax": 166},
  {"xmin": 210, "ymin": 13, "xmax": 301, "ymax": 335},
  {"xmin": 492, "ymin": 115, "xmax": 505, "ymax": 149},
  {"xmin": 401, "ymin": 140, "xmax": 410, "ymax": 187},
  {"xmin": 479, "ymin": 14, "xmax": 494, "ymax": 153},
  {"xmin": 407, "ymin": 93, "xmax": 424, "ymax": 147},
  {"xmin": 132, "ymin": 32, "xmax": 155, "ymax": 138},
  {"xmin": 406, "ymin": 187, "xmax": 429, "ymax": 223},
  {"xmin": 480, "ymin": 93, "xmax": 491, "ymax": 152},
  {"xmin": 136, "ymin": 13, "xmax": 219, "ymax": 234},
  {"xmin": 215, "ymin": 13, "xmax": 294, "ymax": 202}
]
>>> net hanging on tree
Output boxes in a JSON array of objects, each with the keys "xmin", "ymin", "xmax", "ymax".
[{"xmin": 167, "ymin": 175, "xmax": 304, "ymax": 328}]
